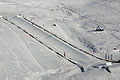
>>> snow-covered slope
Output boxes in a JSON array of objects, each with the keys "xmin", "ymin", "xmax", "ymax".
[{"xmin": 0, "ymin": 0, "xmax": 120, "ymax": 80}]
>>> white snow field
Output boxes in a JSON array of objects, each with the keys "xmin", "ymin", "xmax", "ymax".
[{"xmin": 0, "ymin": 0, "xmax": 120, "ymax": 80}]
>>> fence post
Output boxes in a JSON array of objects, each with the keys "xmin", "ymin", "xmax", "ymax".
[
  {"xmin": 105, "ymin": 54, "xmax": 107, "ymax": 59},
  {"xmin": 111, "ymin": 54, "xmax": 113, "ymax": 60},
  {"xmin": 64, "ymin": 52, "xmax": 66, "ymax": 57},
  {"xmin": 108, "ymin": 54, "xmax": 110, "ymax": 60}
]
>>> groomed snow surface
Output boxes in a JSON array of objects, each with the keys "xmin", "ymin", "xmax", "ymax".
[{"xmin": 0, "ymin": 0, "xmax": 120, "ymax": 80}]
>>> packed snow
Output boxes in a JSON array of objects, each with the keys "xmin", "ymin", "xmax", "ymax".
[{"xmin": 0, "ymin": 0, "xmax": 120, "ymax": 80}]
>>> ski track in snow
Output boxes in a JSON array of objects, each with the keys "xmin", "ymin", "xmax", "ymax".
[
  {"xmin": 0, "ymin": 18, "xmax": 45, "ymax": 72},
  {"xmin": 0, "ymin": 0, "xmax": 120, "ymax": 80}
]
